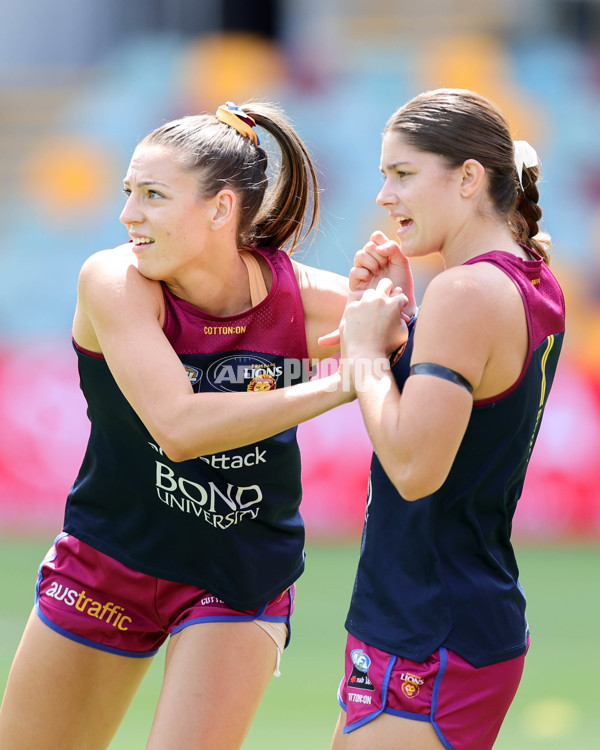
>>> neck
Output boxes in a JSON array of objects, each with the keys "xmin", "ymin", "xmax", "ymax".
[
  {"xmin": 166, "ymin": 249, "xmax": 254, "ymax": 317},
  {"xmin": 440, "ymin": 219, "xmax": 523, "ymax": 269}
]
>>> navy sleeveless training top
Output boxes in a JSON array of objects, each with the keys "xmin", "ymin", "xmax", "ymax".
[
  {"xmin": 345, "ymin": 251, "xmax": 565, "ymax": 667},
  {"xmin": 64, "ymin": 247, "xmax": 310, "ymax": 610}
]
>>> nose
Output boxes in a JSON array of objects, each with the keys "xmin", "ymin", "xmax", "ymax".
[
  {"xmin": 119, "ymin": 194, "xmax": 143, "ymax": 227},
  {"xmin": 376, "ymin": 179, "xmax": 395, "ymax": 208}
]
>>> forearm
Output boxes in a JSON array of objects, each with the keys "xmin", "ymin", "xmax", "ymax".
[
  {"xmin": 158, "ymin": 372, "xmax": 352, "ymax": 461},
  {"xmin": 352, "ymin": 359, "xmax": 409, "ymax": 485}
]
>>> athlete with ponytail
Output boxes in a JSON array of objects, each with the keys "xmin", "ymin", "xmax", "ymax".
[
  {"xmin": 328, "ymin": 89, "xmax": 565, "ymax": 750},
  {"xmin": 0, "ymin": 101, "xmax": 353, "ymax": 750}
]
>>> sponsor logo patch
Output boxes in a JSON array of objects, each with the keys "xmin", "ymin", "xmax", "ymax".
[
  {"xmin": 347, "ymin": 648, "xmax": 375, "ymax": 691},
  {"xmin": 206, "ymin": 354, "xmax": 283, "ymax": 392},
  {"xmin": 43, "ymin": 583, "xmax": 132, "ymax": 631},
  {"xmin": 400, "ymin": 671, "xmax": 424, "ymax": 699},
  {"xmin": 184, "ymin": 365, "xmax": 203, "ymax": 386}
]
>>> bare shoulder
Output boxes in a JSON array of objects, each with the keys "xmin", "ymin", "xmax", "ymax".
[
  {"xmin": 422, "ymin": 261, "xmax": 520, "ymax": 320},
  {"xmin": 79, "ymin": 243, "xmax": 139, "ymax": 287},
  {"xmin": 78, "ymin": 243, "xmax": 160, "ymax": 304},
  {"xmin": 415, "ymin": 261, "xmax": 527, "ymax": 395},
  {"xmin": 290, "ymin": 258, "xmax": 348, "ymax": 327},
  {"xmin": 290, "ymin": 259, "xmax": 348, "ymax": 359},
  {"xmin": 74, "ymin": 244, "xmax": 163, "ymax": 352},
  {"xmin": 291, "ymin": 259, "xmax": 348, "ymax": 296}
]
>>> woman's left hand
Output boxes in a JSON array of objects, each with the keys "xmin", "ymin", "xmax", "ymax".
[{"xmin": 341, "ymin": 277, "xmax": 409, "ymax": 361}]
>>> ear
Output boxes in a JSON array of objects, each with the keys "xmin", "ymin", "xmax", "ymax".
[
  {"xmin": 459, "ymin": 159, "xmax": 486, "ymax": 198},
  {"xmin": 209, "ymin": 189, "xmax": 237, "ymax": 230}
]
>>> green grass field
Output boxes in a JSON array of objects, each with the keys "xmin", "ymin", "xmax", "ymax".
[{"xmin": 1, "ymin": 537, "xmax": 599, "ymax": 748}]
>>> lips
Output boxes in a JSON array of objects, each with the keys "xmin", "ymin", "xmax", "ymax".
[{"xmin": 395, "ymin": 217, "xmax": 413, "ymax": 234}]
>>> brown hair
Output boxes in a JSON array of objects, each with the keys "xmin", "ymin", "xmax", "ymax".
[
  {"xmin": 140, "ymin": 101, "xmax": 319, "ymax": 254},
  {"xmin": 384, "ymin": 88, "xmax": 551, "ymax": 263}
]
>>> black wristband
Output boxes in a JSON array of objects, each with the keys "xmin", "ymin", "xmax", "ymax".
[{"xmin": 389, "ymin": 307, "xmax": 419, "ymax": 365}]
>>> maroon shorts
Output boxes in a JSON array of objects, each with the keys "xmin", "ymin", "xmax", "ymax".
[
  {"xmin": 35, "ymin": 533, "xmax": 294, "ymax": 658},
  {"xmin": 338, "ymin": 633, "xmax": 527, "ymax": 750}
]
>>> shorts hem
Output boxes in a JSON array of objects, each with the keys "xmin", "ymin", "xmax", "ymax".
[
  {"xmin": 384, "ymin": 707, "xmax": 431, "ymax": 722},
  {"xmin": 431, "ymin": 719, "xmax": 456, "ymax": 750},
  {"xmin": 386, "ymin": 709, "xmax": 457, "ymax": 750},
  {"xmin": 339, "ymin": 703, "xmax": 455, "ymax": 746},
  {"xmin": 170, "ymin": 613, "xmax": 289, "ymax": 637},
  {"xmin": 35, "ymin": 604, "xmax": 158, "ymax": 659},
  {"xmin": 342, "ymin": 708, "xmax": 386, "ymax": 733},
  {"xmin": 339, "ymin": 653, "xmax": 397, "ymax": 734}
]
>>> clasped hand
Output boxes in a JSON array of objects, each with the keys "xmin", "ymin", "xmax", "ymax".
[{"xmin": 319, "ymin": 231, "xmax": 415, "ymax": 358}]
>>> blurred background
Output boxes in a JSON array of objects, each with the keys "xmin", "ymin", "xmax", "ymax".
[
  {"xmin": 0, "ymin": 1, "xmax": 599, "ymax": 748},
  {"xmin": 1, "ymin": 0, "xmax": 599, "ymax": 540}
]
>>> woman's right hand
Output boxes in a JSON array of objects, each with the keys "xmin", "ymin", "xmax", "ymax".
[
  {"xmin": 319, "ymin": 231, "xmax": 416, "ymax": 349},
  {"xmin": 349, "ymin": 231, "xmax": 416, "ymax": 316}
]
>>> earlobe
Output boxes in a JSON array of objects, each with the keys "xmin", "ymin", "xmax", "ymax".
[
  {"xmin": 210, "ymin": 190, "xmax": 236, "ymax": 230},
  {"xmin": 460, "ymin": 159, "xmax": 485, "ymax": 198}
]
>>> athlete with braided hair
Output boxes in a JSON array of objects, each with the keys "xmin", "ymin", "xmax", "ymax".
[
  {"xmin": 0, "ymin": 101, "xmax": 354, "ymax": 750},
  {"xmin": 326, "ymin": 89, "xmax": 565, "ymax": 750}
]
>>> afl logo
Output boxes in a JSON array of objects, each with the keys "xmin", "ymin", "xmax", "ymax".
[
  {"xmin": 351, "ymin": 649, "xmax": 370, "ymax": 673},
  {"xmin": 347, "ymin": 649, "xmax": 374, "ymax": 691}
]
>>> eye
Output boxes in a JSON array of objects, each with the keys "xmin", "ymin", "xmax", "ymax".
[
  {"xmin": 380, "ymin": 169, "xmax": 410, "ymax": 182},
  {"xmin": 147, "ymin": 189, "xmax": 164, "ymax": 199},
  {"xmin": 122, "ymin": 187, "xmax": 131, "ymax": 198}
]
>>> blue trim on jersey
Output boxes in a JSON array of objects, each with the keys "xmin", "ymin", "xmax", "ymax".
[{"xmin": 34, "ymin": 603, "xmax": 158, "ymax": 658}]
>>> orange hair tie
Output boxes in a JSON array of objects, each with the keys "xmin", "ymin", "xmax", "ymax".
[{"xmin": 216, "ymin": 102, "xmax": 259, "ymax": 146}]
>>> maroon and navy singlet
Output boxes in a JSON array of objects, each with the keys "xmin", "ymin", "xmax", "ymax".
[
  {"xmin": 63, "ymin": 247, "xmax": 310, "ymax": 611},
  {"xmin": 345, "ymin": 250, "xmax": 565, "ymax": 668}
]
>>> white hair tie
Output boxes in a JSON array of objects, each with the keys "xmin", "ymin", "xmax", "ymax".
[{"xmin": 513, "ymin": 140, "xmax": 539, "ymax": 189}]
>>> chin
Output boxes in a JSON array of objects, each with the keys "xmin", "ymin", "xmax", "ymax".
[{"xmin": 135, "ymin": 262, "xmax": 161, "ymax": 281}]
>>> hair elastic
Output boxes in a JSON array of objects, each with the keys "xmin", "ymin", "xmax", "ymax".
[
  {"xmin": 409, "ymin": 363, "xmax": 473, "ymax": 393},
  {"xmin": 216, "ymin": 101, "xmax": 260, "ymax": 146},
  {"xmin": 513, "ymin": 140, "xmax": 539, "ymax": 189}
]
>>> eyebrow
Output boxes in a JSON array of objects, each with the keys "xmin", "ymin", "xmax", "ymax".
[
  {"xmin": 380, "ymin": 161, "xmax": 413, "ymax": 172},
  {"xmin": 122, "ymin": 179, "xmax": 169, "ymax": 188}
]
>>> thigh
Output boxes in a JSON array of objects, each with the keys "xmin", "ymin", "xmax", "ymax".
[
  {"xmin": 146, "ymin": 620, "xmax": 278, "ymax": 750},
  {"xmin": 0, "ymin": 610, "xmax": 152, "ymax": 750},
  {"xmin": 331, "ymin": 711, "xmax": 444, "ymax": 750}
]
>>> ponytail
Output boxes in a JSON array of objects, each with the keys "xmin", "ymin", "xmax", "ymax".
[
  {"xmin": 242, "ymin": 102, "xmax": 319, "ymax": 253},
  {"xmin": 141, "ymin": 101, "xmax": 320, "ymax": 254},
  {"xmin": 510, "ymin": 163, "xmax": 551, "ymax": 264}
]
